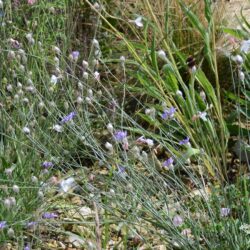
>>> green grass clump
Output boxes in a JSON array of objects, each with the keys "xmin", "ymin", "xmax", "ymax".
[{"xmin": 0, "ymin": 0, "xmax": 250, "ymax": 249}]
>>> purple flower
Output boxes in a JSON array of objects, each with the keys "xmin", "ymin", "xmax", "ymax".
[
  {"xmin": 173, "ymin": 215, "xmax": 183, "ymax": 227},
  {"xmin": 42, "ymin": 161, "xmax": 53, "ymax": 168},
  {"xmin": 26, "ymin": 221, "xmax": 37, "ymax": 228},
  {"xmin": 114, "ymin": 130, "xmax": 127, "ymax": 142},
  {"xmin": 220, "ymin": 207, "xmax": 230, "ymax": 217},
  {"xmin": 24, "ymin": 244, "xmax": 31, "ymax": 250},
  {"xmin": 163, "ymin": 157, "xmax": 174, "ymax": 169},
  {"xmin": 118, "ymin": 165, "xmax": 126, "ymax": 174},
  {"xmin": 61, "ymin": 111, "xmax": 76, "ymax": 124},
  {"xmin": 70, "ymin": 51, "xmax": 80, "ymax": 61},
  {"xmin": 179, "ymin": 137, "xmax": 190, "ymax": 145},
  {"xmin": 162, "ymin": 107, "xmax": 176, "ymax": 120},
  {"xmin": 42, "ymin": 212, "xmax": 58, "ymax": 219},
  {"xmin": 0, "ymin": 221, "xmax": 7, "ymax": 229}
]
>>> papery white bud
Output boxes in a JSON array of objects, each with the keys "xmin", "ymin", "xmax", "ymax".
[
  {"xmin": 4, "ymin": 198, "xmax": 11, "ymax": 209},
  {"xmin": 83, "ymin": 72, "xmax": 89, "ymax": 80},
  {"xmin": 231, "ymin": 54, "xmax": 244, "ymax": 65},
  {"xmin": 141, "ymin": 151, "xmax": 148, "ymax": 161},
  {"xmin": 157, "ymin": 50, "xmax": 167, "ymax": 61},
  {"xmin": 77, "ymin": 81, "xmax": 83, "ymax": 90},
  {"xmin": 176, "ymin": 90, "xmax": 183, "ymax": 97},
  {"xmin": 0, "ymin": 0, "xmax": 3, "ymax": 8},
  {"xmin": 25, "ymin": 86, "xmax": 35, "ymax": 93},
  {"xmin": 92, "ymin": 39, "xmax": 99, "ymax": 48},
  {"xmin": 82, "ymin": 60, "xmax": 89, "ymax": 69},
  {"xmin": 107, "ymin": 123, "xmax": 113, "ymax": 133},
  {"xmin": 200, "ymin": 91, "xmax": 206, "ymax": 101},
  {"xmin": 105, "ymin": 142, "xmax": 113, "ymax": 153},
  {"xmin": 38, "ymin": 102, "xmax": 45, "ymax": 109},
  {"xmin": 94, "ymin": 71, "xmax": 100, "ymax": 81},
  {"xmin": 53, "ymin": 124, "xmax": 63, "ymax": 133},
  {"xmin": 9, "ymin": 197, "xmax": 16, "ymax": 206},
  {"xmin": 6, "ymin": 84, "xmax": 13, "ymax": 92},
  {"xmin": 87, "ymin": 89, "xmax": 93, "ymax": 98},
  {"xmin": 7, "ymin": 228, "xmax": 15, "ymax": 238},
  {"xmin": 27, "ymin": 79, "xmax": 33, "ymax": 85},
  {"xmin": 22, "ymin": 98, "xmax": 29, "ymax": 104},
  {"xmin": 17, "ymin": 82, "xmax": 22, "ymax": 89},
  {"xmin": 146, "ymin": 139, "xmax": 154, "ymax": 148},
  {"xmin": 18, "ymin": 49, "xmax": 25, "ymax": 56},
  {"xmin": 92, "ymin": 59, "xmax": 99, "ymax": 67},
  {"xmin": 12, "ymin": 185, "xmax": 20, "ymax": 193},
  {"xmin": 22, "ymin": 127, "xmax": 30, "ymax": 134},
  {"xmin": 31, "ymin": 176, "xmax": 38, "ymax": 183},
  {"xmin": 131, "ymin": 146, "xmax": 141, "ymax": 158},
  {"xmin": 53, "ymin": 46, "xmax": 61, "ymax": 55},
  {"xmin": 93, "ymin": 2, "xmax": 100, "ymax": 10},
  {"xmin": 17, "ymin": 89, "xmax": 23, "ymax": 96},
  {"xmin": 85, "ymin": 97, "xmax": 92, "ymax": 104},
  {"xmin": 19, "ymin": 65, "xmax": 25, "ymax": 72},
  {"xmin": 14, "ymin": 94, "xmax": 19, "ymax": 100},
  {"xmin": 54, "ymin": 57, "xmax": 60, "ymax": 67},
  {"xmin": 50, "ymin": 75, "xmax": 58, "ymax": 85},
  {"xmin": 120, "ymin": 56, "xmax": 126, "ymax": 63},
  {"xmin": 239, "ymin": 71, "xmax": 245, "ymax": 81},
  {"xmin": 132, "ymin": 16, "xmax": 143, "ymax": 28},
  {"xmin": 38, "ymin": 191, "xmax": 44, "ymax": 198},
  {"xmin": 5, "ymin": 168, "xmax": 14, "ymax": 176},
  {"xmin": 8, "ymin": 51, "xmax": 15, "ymax": 60},
  {"xmin": 64, "ymin": 101, "xmax": 69, "ymax": 110},
  {"xmin": 26, "ymin": 33, "xmax": 33, "ymax": 41},
  {"xmin": 97, "ymin": 90, "xmax": 102, "ymax": 96},
  {"xmin": 76, "ymin": 96, "xmax": 83, "ymax": 104}
]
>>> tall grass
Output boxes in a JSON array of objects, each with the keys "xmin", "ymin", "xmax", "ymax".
[{"xmin": 0, "ymin": 0, "xmax": 249, "ymax": 249}]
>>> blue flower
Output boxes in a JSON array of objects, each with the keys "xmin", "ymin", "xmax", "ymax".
[
  {"xmin": 61, "ymin": 111, "xmax": 76, "ymax": 124},
  {"xmin": 70, "ymin": 51, "xmax": 80, "ymax": 61},
  {"xmin": 42, "ymin": 161, "xmax": 53, "ymax": 168},
  {"xmin": 114, "ymin": 130, "xmax": 127, "ymax": 142},
  {"xmin": 179, "ymin": 137, "xmax": 190, "ymax": 145},
  {"xmin": 162, "ymin": 107, "xmax": 176, "ymax": 120},
  {"xmin": 163, "ymin": 157, "xmax": 174, "ymax": 169},
  {"xmin": 220, "ymin": 207, "xmax": 230, "ymax": 217},
  {"xmin": 42, "ymin": 212, "xmax": 58, "ymax": 219},
  {"xmin": 0, "ymin": 221, "xmax": 7, "ymax": 229}
]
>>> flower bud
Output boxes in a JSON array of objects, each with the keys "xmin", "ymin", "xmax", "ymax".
[
  {"xmin": 4, "ymin": 198, "xmax": 11, "ymax": 209},
  {"xmin": 22, "ymin": 127, "xmax": 30, "ymax": 134},
  {"xmin": 76, "ymin": 96, "xmax": 83, "ymax": 104},
  {"xmin": 7, "ymin": 228, "xmax": 15, "ymax": 238},
  {"xmin": 12, "ymin": 185, "xmax": 20, "ymax": 193},
  {"xmin": 107, "ymin": 123, "xmax": 113, "ymax": 133},
  {"xmin": 31, "ymin": 176, "xmax": 38, "ymax": 183},
  {"xmin": 105, "ymin": 142, "xmax": 113, "ymax": 153}
]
